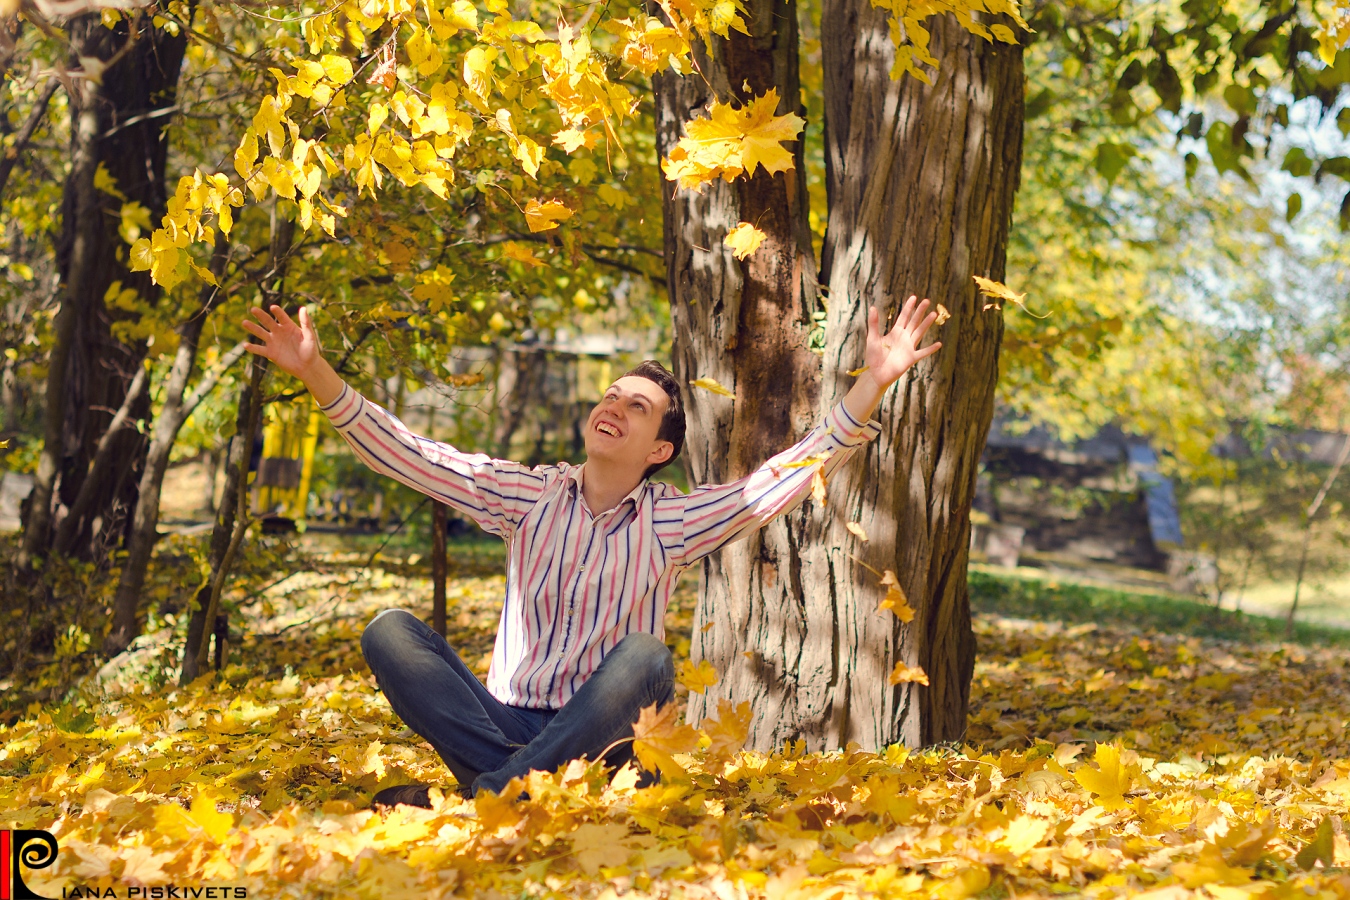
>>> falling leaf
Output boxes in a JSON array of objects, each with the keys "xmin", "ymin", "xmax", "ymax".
[
  {"xmin": 661, "ymin": 89, "xmax": 805, "ymax": 191},
  {"xmin": 934, "ymin": 304, "xmax": 951, "ymax": 325},
  {"xmin": 972, "ymin": 275, "xmax": 1025, "ymax": 309},
  {"xmin": 723, "ymin": 222, "xmax": 767, "ymax": 259},
  {"xmin": 689, "ymin": 376, "xmax": 735, "ymax": 398},
  {"xmin": 973, "ymin": 275, "xmax": 1046, "ymax": 317},
  {"xmin": 676, "ymin": 658, "xmax": 718, "ymax": 694},
  {"xmin": 888, "ymin": 661, "xmax": 929, "ymax": 686},
  {"xmin": 846, "ymin": 522, "xmax": 869, "ymax": 542},
  {"xmin": 775, "ymin": 451, "xmax": 833, "ymax": 469},
  {"xmin": 811, "ymin": 466, "xmax": 827, "ymax": 506},
  {"xmin": 878, "ymin": 570, "xmax": 915, "ymax": 622},
  {"xmin": 524, "ymin": 199, "xmax": 573, "ymax": 232},
  {"xmin": 632, "ymin": 703, "xmax": 699, "ymax": 779}
]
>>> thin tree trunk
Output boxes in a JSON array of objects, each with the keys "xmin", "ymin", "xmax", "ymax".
[
  {"xmin": 106, "ymin": 241, "xmax": 234, "ymax": 654},
  {"xmin": 1287, "ymin": 432, "xmax": 1350, "ymax": 638},
  {"xmin": 432, "ymin": 501, "xmax": 448, "ymax": 636},
  {"xmin": 180, "ymin": 211, "xmax": 293, "ymax": 681},
  {"xmin": 179, "ymin": 358, "xmax": 260, "ymax": 682}
]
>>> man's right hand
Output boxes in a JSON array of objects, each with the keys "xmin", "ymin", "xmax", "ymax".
[{"xmin": 241, "ymin": 304, "xmax": 345, "ymax": 406}]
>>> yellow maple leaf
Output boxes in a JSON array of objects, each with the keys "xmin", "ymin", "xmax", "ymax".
[
  {"xmin": 661, "ymin": 89, "xmax": 804, "ymax": 191},
  {"xmin": 676, "ymin": 658, "xmax": 719, "ymax": 694},
  {"xmin": 736, "ymin": 90, "xmax": 804, "ymax": 176},
  {"xmin": 701, "ymin": 698, "xmax": 752, "ymax": 760},
  {"xmin": 878, "ymin": 570, "xmax": 915, "ymax": 622},
  {"xmin": 632, "ymin": 702, "xmax": 699, "ymax": 779},
  {"xmin": 934, "ymin": 303, "xmax": 951, "ymax": 325},
  {"xmin": 888, "ymin": 661, "xmax": 929, "ymax": 686},
  {"xmin": 1073, "ymin": 742, "xmax": 1132, "ymax": 811},
  {"xmin": 523, "ymin": 198, "xmax": 573, "ymax": 232},
  {"xmin": 689, "ymin": 376, "xmax": 735, "ymax": 398},
  {"xmin": 1001, "ymin": 815, "xmax": 1050, "ymax": 857},
  {"xmin": 723, "ymin": 222, "xmax": 767, "ymax": 259}
]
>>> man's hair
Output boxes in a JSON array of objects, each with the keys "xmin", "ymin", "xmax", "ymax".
[{"xmin": 623, "ymin": 360, "xmax": 685, "ymax": 480}]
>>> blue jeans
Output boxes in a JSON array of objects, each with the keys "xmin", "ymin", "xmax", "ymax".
[{"xmin": 360, "ymin": 609, "xmax": 674, "ymax": 796}]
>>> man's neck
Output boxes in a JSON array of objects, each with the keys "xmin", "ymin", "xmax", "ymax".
[{"xmin": 579, "ymin": 461, "xmax": 644, "ymax": 515}]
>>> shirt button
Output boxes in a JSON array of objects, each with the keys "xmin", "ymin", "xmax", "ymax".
[{"xmin": 578, "ymin": 565, "xmax": 586, "ymax": 571}]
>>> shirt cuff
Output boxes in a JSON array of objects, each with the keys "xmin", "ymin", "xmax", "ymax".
[
  {"xmin": 319, "ymin": 383, "xmax": 364, "ymax": 430},
  {"xmin": 824, "ymin": 401, "xmax": 883, "ymax": 446}
]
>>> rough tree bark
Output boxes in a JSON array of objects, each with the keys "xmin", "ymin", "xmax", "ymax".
[
  {"xmin": 654, "ymin": 0, "xmax": 827, "ymax": 742},
  {"xmin": 21, "ymin": 10, "xmax": 188, "ymax": 567},
  {"xmin": 661, "ymin": 9, "xmax": 1024, "ymax": 748}
]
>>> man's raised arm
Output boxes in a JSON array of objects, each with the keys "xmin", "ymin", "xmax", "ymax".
[
  {"xmin": 241, "ymin": 304, "xmax": 548, "ymax": 538},
  {"xmin": 661, "ymin": 296, "xmax": 941, "ymax": 568}
]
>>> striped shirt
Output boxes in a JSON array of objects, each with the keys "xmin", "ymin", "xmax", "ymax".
[{"xmin": 321, "ymin": 384, "xmax": 883, "ymax": 709}]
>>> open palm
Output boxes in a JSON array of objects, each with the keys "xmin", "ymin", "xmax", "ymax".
[
  {"xmin": 242, "ymin": 305, "xmax": 321, "ymax": 379},
  {"xmin": 863, "ymin": 296, "xmax": 942, "ymax": 388}
]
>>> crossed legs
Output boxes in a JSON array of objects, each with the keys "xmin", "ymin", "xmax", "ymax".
[{"xmin": 360, "ymin": 609, "xmax": 673, "ymax": 796}]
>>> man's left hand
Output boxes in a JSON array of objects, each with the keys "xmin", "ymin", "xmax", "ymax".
[{"xmin": 863, "ymin": 295, "xmax": 942, "ymax": 390}]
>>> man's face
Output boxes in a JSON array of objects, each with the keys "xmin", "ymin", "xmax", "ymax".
[{"xmin": 584, "ymin": 376, "xmax": 672, "ymax": 474}]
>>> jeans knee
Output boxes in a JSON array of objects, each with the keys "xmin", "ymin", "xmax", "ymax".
[
  {"xmin": 361, "ymin": 608, "xmax": 418, "ymax": 666},
  {"xmin": 615, "ymin": 632, "xmax": 674, "ymax": 697}
]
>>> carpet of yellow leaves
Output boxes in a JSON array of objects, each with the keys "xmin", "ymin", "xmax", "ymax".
[{"xmin": 3, "ymin": 555, "xmax": 1349, "ymax": 899}]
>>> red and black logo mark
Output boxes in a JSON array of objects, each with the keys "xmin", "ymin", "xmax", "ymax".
[{"xmin": 1, "ymin": 830, "xmax": 57, "ymax": 900}]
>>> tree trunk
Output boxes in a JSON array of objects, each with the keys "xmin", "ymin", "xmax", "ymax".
[
  {"xmin": 662, "ymin": 9, "xmax": 1024, "ymax": 748},
  {"xmin": 180, "ymin": 211, "xmax": 292, "ymax": 681},
  {"xmin": 19, "ymin": 80, "xmax": 100, "ymax": 573},
  {"xmin": 22, "ymin": 11, "xmax": 188, "ymax": 566},
  {"xmin": 817, "ymin": 12, "xmax": 1023, "ymax": 745},
  {"xmin": 106, "ymin": 241, "xmax": 233, "ymax": 654},
  {"xmin": 654, "ymin": 0, "xmax": 828, "ymax": 743},
  {"xmin": 180, "ymin": 355, "xmax": 264, "ymax": 682}
]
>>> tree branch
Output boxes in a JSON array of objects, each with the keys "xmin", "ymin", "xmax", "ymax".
[
  {"xmin": 0, "ymin": 79, "xmax": 60, "ymax": 205},
  {"xmin": 181, "ymin": 340, "xmax": 248, "ymax": 417}
]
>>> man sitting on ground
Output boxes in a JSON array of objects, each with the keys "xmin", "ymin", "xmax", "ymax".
[{"xmin": 241, "ymin": 297, "xmax": 941, "ymax": 806}]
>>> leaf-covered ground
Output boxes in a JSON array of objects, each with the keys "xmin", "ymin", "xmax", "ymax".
[{"xmin": 3, "ymin": 547, "xmax": 1350, "ymax": 899}]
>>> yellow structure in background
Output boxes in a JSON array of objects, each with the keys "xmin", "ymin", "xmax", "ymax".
[{"xmin": 254, "ymin": 399, "xmax": 321, "ymax": 527}]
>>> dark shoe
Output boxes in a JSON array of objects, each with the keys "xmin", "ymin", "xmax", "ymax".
[{"xmin": 371, "ymin": 783, "xmax": 432, "ymax": 810}]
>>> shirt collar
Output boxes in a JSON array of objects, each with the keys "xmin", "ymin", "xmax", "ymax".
[{"xmin": 567, "ymin": 463, "xmax": 648, "ymax": 513}]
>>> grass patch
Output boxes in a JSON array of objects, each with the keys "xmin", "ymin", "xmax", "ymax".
[{"xmin": 968, "ymin": 564, "xmax": 1350, "ymax": 647}]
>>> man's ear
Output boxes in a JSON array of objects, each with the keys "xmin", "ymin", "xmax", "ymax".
[{"xmin": 648, "ymin": 441, "xmax": 674, "ymax": 467}]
